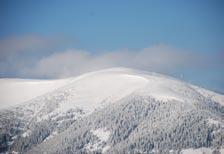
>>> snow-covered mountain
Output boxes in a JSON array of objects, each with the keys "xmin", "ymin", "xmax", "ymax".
[{"xmin": 0, "ymin": 68, "xmax": 223, "ymax": 154}]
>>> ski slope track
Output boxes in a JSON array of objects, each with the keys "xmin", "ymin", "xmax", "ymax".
[{"xmin": 0, "ymin": 68, "xmax": 223, "ymax": 154}]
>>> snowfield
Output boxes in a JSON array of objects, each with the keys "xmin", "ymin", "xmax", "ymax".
[
  {"xmin": 0, "ymin": 68, "xmax": 223, "ymax": 154},
  {"xmin": 0, "ymin": 78, "xmax": 73, "ymax": 109},
  {"xmin": 1, "ymin": 68, "xmax": 223, "ymax": 110}
]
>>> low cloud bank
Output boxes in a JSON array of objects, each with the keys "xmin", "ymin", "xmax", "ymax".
[{"xmin": 17, "ymin": 44, "xmax": 223, "ymax": 79}]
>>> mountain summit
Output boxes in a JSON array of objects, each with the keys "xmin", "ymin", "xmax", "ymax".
[{"xmin": 0, "ymin": 68, "xmax": 223, "ymax": 153}]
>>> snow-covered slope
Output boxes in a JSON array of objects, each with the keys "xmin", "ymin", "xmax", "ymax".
[
  {"xmin": 1, "ymin": 68, "xmax": 223, "ymax": 111},
  {"xmin": 56, "ymin": 68, "xmax": 149, "ymax": 114},
  {"xmin": 0, "ymin": 68, "xmax": 223, "ymax": 154},
  {"xmin": 0, "ymin": 78, "xmax": 73, "ymax": 109}
]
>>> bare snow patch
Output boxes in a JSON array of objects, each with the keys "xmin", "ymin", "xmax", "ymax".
[
  {"xmin": 181, "ymin": 147, "xmax": 213, "ymax": 154},
  {"xmin": 85, "ymin": 128, "xmax": 110, "ymax": 153},
  {"xmin": 91, "ymin": 128, "xmax": 110, "ymax": 142},
  {"xmin": 21, "ymin": 130, "xmax": 31, "ymax": 138}
]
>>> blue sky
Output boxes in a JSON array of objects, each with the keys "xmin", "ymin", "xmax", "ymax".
[
  {"xmin": 1, "ymin": 0, "xmax": 223, "ymax": 52},
  {"xmin": 0, "ymin": 0, "xmax": 224, "ymax": 92}
]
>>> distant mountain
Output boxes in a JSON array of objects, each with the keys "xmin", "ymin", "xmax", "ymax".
[{"xmin": 0, "ymin": 68, "xmax": 223, "ymax": 154}]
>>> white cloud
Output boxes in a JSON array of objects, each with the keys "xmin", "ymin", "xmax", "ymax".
[{"xmin": 19, "ymin": 44, "xmax": 223, "ymax": 78}]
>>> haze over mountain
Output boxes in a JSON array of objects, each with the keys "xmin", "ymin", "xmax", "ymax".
[{"xmin": 0, "ymin": 68, "xmax": 223, "ymax": 154}]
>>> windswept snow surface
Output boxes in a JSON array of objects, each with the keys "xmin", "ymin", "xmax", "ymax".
[
  {"xmin": 1, "ymin": 67, "xmax": 223, "ymax": 110},
  {"xmin": 61, "ymin": 69, "xmax": 148, "ymax": 114},
  {"xmin": 0, "ymin": 78, "xmax": 73, "ymax": 109}
]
